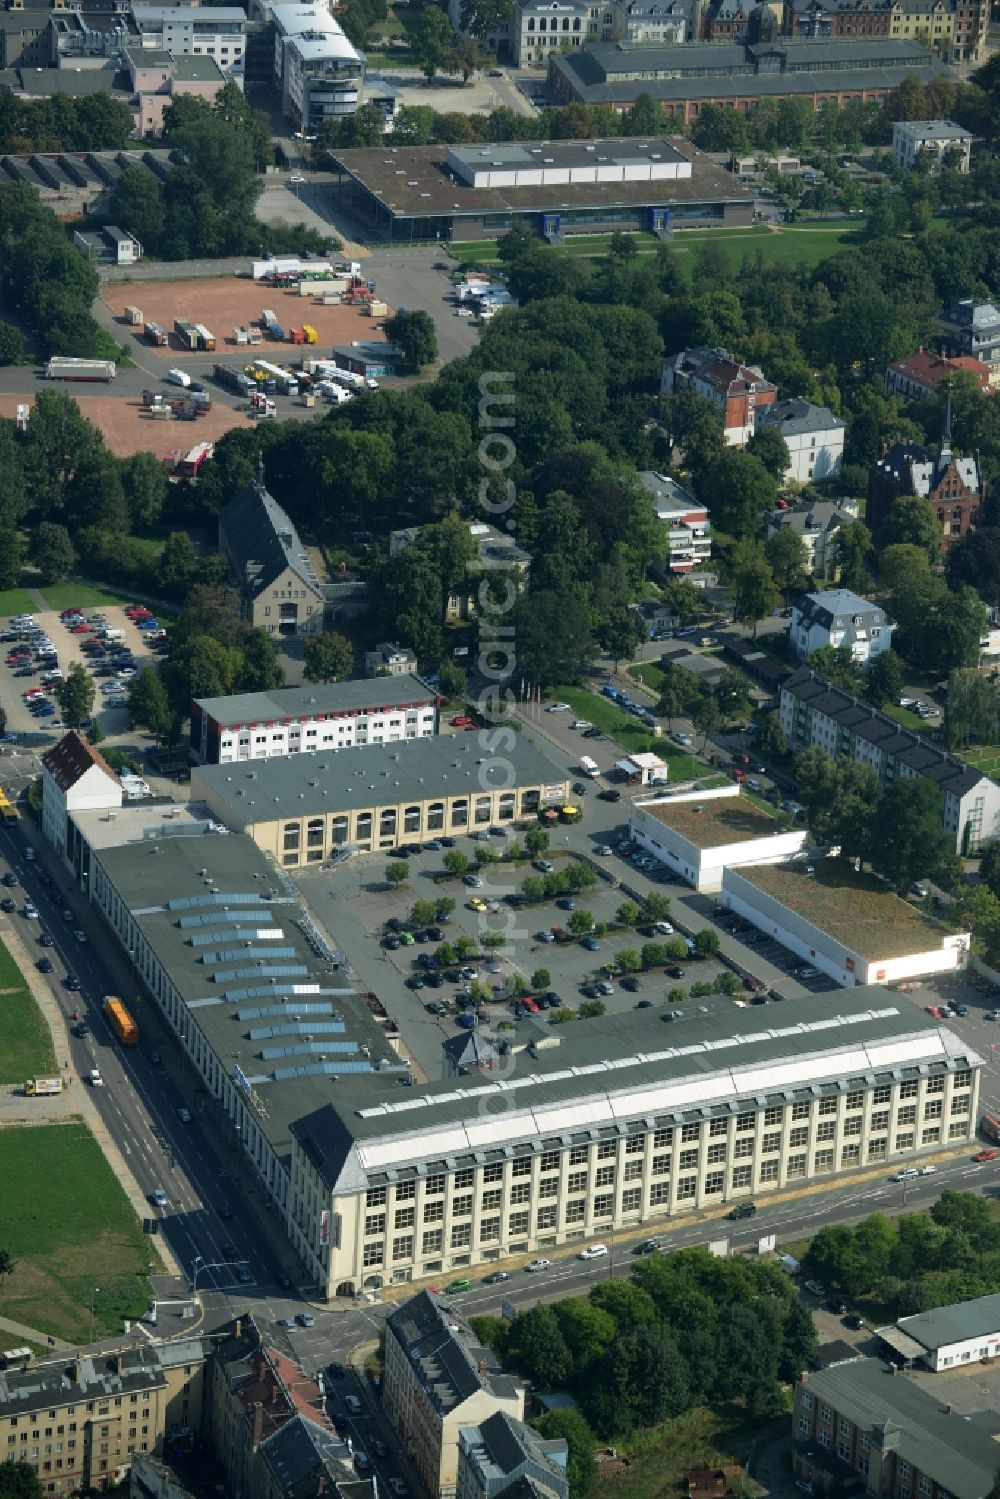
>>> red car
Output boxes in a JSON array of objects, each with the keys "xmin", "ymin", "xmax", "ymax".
[
  {"xmin": 975, "ymin": 1148, "xmax": 999, "ymax": 1163},
  {"xmin": 59, "ymin": 607, "xmax": 83, "ymax": 619},
  {"xmin": 69, "ymin": 623, "xmax": 91, "ymax": 634},
  {"xmin": 924, "ymin": 1004, "xmax": 945, "ymax": 1019},
  {"xmin": 451, "ymin": 715, "xmax": 473, "ymax": 728},
  {"xmin": 127, "ymin": 606, "xmax": 152, "ymax": 619},
  {"xmin": 522, "ymin": 997, "xmax": 540, "ymax": 1014},
  {"xmin": 731, "ymin": 768, "xmax": 746, "ymax": 783}
]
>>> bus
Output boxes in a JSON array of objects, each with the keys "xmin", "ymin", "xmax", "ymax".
[
  {"xmin": 0, "ymin": 788, "xmax": 18, "ymax": 824},
  {"xmin": 104, "ymin": 995, "xmax": 138, "ymax": 1046}
]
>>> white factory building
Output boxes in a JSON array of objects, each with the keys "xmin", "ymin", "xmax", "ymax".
[
  {"xmin": 720, "ymin": 860, "xmax": 970, "ymax": 988},
  {"xmin": 629, "ymin": 785, "xmax": 808, "ymax": 893},
  {"xmin": 891, "ymin": 1292, "xmax": 1000, "ymax": 1372}
]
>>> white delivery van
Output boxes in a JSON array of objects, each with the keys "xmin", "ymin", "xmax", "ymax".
[{"xmin": 580, "ymin": 755, "xmax": 600, "ymax": 777}]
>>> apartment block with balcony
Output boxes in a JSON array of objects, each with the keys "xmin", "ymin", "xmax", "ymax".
[
  {"xmin": 267, "ymin": 0, "xmax": 363, "ymax": 127},
  {"xmin": 131, "ymin": 4, "xmax": 245, "ymax": 72},
  {"xmin": 639, "ymin": 471, "xmax": 712, "ymax": 575}
]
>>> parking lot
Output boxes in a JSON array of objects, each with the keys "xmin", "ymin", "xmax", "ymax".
[
  {"xmin": 292, "ymin": 838, "xmax": 733, "ymax": 1081},
  {"xmin": 0, "ymin": 603, "xmax": 166, "ymax": 742}
]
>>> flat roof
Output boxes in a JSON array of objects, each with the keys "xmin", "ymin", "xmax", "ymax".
[
  {"xmin": 93, "ymin": 830, "xmax": 396, "ymax": 1164},
  {"xmin": 127, "ymin": 45, "xmax": 172, "ymax": 65},
  {"xmin": 192, "ymin": 732, "xmax": 568, "ymax": 825},
  {"xmin": 639, "ymin": 793, "xmax": 787, "ymax": 849},
  {"xmin": 292, "ymin": 988, "xmax": 983, "ymax": 1186},
  {"xmin": 171, "ymin": 53, "xmax": 225, "ymax": 79},
  {"xmin": 194, "ymin": 675, "xmax": 438, "ymax": 726},
  {"xmin": 733, "ymin": 859, "xmax": 963, "ymax": 960},
  {"xmin": 73, "ymin": 801, "xmax": 207, "ymax": 852},
  {"xmin": 894, "ymin": 118, "xmax": 972, "ymax": 139},
  {"xmin": 329, "ymin": 136, "xmax": 751, "ymax": 222},
  {"xmin": 899, "ymin": 1292, "xmax": 1000, "ymax": 1354},
  {"xmin": 449, "ymin": 139, "xmax": 687, "ymax": 171}
]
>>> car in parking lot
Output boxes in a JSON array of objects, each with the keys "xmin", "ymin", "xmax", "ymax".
[
  {"xmin": 582, "ymin": 937, "xmax": 600, "ymax": 951},
  {"xmin": 620, "ymin": 975, "xmax": 640, "ymax": 992}
]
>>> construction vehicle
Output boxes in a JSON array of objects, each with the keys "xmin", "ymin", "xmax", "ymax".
[
  {"xmin": 24, "ymin": 1077, "xmax": 63, "ymax": 1096},
  {"xmin": 124, "ymin": 304, "xmax": 144, "ymax": 326},
  {"xmin": 46, "ymin": 357, "xmax": 115, "ymax": 382},
  {"xmin": 103, "ymin": 995, "xmax": 138, "ymax": 1046},
  {"xmin": 145, "ymin": 321, "xmax": 168, "ymax": 347},
  {"xmin": 0, "ymin": 788, "xmax": 18, "ymax": 824}
]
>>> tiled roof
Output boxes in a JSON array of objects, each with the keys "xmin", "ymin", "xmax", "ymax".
[{"xmin": 41, "ymin": 730, "xmax": 119, "ymax": 793}]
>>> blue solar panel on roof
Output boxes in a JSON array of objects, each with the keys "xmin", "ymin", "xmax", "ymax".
[
  {"xmin": 168, "ymin": 893, "xmax": 263, "ymax": 913},
  {"xmin": 236, "ymin": 1000, "xmax": 333, "ymax": 1019},
  {"xmin": 212, "ymin": 965, "xmax": 308, "ymax": 983},
  {"xmin": 200, "ymin": 947, "xmax": 296, "ymax": 965},
  {"xmin": 177, "ymin": 909, "xmax": 272, "ymax": 928},
  {"xmin": 248, "ymin": 1021, "xmax": 347, "ymax": 1039},
  {"xmin": 261, "ymin": 1042, "xmax": 357, "ymax": 1059},
  {"xmin": 271, "ymin": 1060, "xmax": 371, "ymax": 1080}
]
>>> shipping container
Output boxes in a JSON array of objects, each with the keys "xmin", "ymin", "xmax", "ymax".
[
  {"xmin": 367, "ymin": 300, "xmax": 388, "ymax": 318},
  {"xmin": 260, "ymin": 308, "xmax": 277, "ymax": 329},
  {"xmin": 173, "ymin": 319, "xmax": 200, "ymax": 350},
  {"xmin": 46, "ymin": 357, "xmax": 115, "ymax": 382},
  {"xmin": 104, "ymin": 994, "xmax": 138, "ymax": 1046},
  {"xmin": 214, "ymin": 364, "xmax": 255, "ymax": 397},
  {"xmin": 145, "ymin": 321, "xmax": 168, "ymax": 346},
  {"xmin": 124, "ymin": 304, "xmax": 144, "ymax": 326},
  {"xmin": 301, "ymin": 324, "xmax": 318, "ymax": 344},
  {"xmin": 288, "ymin": 327, "xmax": 305, "ymax": 345},
  {"xmin": 247, "ymin": 326, "xmax": 262, "ymax": 345},
  {"xmin": 195, "ymin": 324, "xmax": 216, "ymax": 351}
]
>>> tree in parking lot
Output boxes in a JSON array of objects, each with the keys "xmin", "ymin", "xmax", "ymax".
[
  {"xmin": 563, "ymin": 862, "xmax": 598, "ymax": 892},
  {"xmin": 54, "ymin": 663, "xmax": 94, "ymax": 728},
  {"xmin": 436, "ymin": 897, "xmax": 456, "ymax": 919},
  {"xmin": 525, "ymin": 827, "xmax": 549, "ymax": 857},
  {"xmin": 30, "ymin": 522, "xmax": 74, "ymax": 584},
  {"xmin": 642, "ymin": 893, "xmax": 671, "ymax": 921},
  {"xmin": 384, "ymin": 862, "xmax": 409, "ymax": 888},
  {"xmin": 618, "ymin": 948, "xmax": 641, "ymax": 972},
  {"xmin": 579, "ymin": 999, "xmax": 606, "ymax": 1018},
  {"xmin": 693, "ymin": 928, "xmax": 720, "ymax": 958},
  {"xmin": 616, "ymin": 900, "xmax": 640, "ymax": 927},
  {"xmin": 443, "ymin": 850, "xmax": 470, "ymax": 878},
  {"xmin": 641, "ymin": 942, "xmax": 668, "ymax": 969},
  {"xmin": 521, "ymin": 875, "xmax": 545, "ymax": 902},
  {"xmin": 530, "ymin": 968, "xmax": 551, "ymax": 991},
  {"xmin": 410, "ymin": 900, "xmax": 439, "ymax": 928},
  {"xmin": 568, "ymin": 909, "xmax": 595, "ymax": 937}
]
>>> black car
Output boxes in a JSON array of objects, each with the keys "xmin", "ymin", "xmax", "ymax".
[
  {"xmin": 583, "ymin": 727, "xmax": 604, "ymax": 739},
  {"xmin": 38, "ymin": 932, "xmax": 53, "ymax": 947},
  {"xmin": 36, "ymin": 957, "xmax": 54, "ymax": 973},
  {"xmin": 572, "ymin": 782, "xmax": 588, "ymax": 796},
  {"xmin": 406, "ymin": 975, "xmax": 425, "ymax": 990},
  {"xmin": 63, "ymin": 974, "xmax": 81, "ymax": 991},
  {"xmin": 219, "ymin": 1204, "xmax": 233, "ymax": 1219},
  {"xmin": 223, "ymin": 1245, "xmax": 239, "ymax": 1263},
  {"xmin": 328, "ymin": 1362, "xmax": 348, "ymax": 1379},
  {"xmin": 483, "ymin": 1270, "xmax": 511, "ymax": 1284},
  {"xmin": 826, "ymin": 1298, "xmax": 847, "ymax": 1315},
  {"xmin": 666, "ymin": 966, "xmax": 685, "ymax": 979},
  {"xmin": 598, "ymin": 789, "xmax": 622, "ymax": 802},
  {"xmin": 0, "ymin": 897, "xmax": 15, "ymax": 913},
  {"xmin": 580, "ymin": 983, "xmax": 599, "ymax": 999},
  {"xmin": 1, "ymin": 872, "xmax": 16, "ymax": 887},
  {"xmin": 727, "ymin": 1202, "xmax": 757, "ymax": 1220},
  {"xmin": 426, "ymin": 926, "xmax": 443, "ymax": 942},
  {"xmin": 843, "ymin": 1312, "xmax": 864, "ymax": 1330},
  {"xmin": 620, "ymin": 975, "xmax": 641, "ymax": 992},
  {"xmin": 37, "ymin": 871, "xmax": 52, "ymax": 887},
  {"xmin": 382, "ymin": 935, "xmax": 400, "ymax": 950},
  {"xmin": 424, "ymin": 971, "xmax": 442, "ymax": 987},
  {"xmin": 439, "ymin": 837, "xmax": 455, "ymax": 848}
]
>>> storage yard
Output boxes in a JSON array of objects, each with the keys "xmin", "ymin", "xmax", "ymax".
[
  {"xmin": 0, "ymin": 393, "xmax": 253, "ymax": 457},
  {"xmin": 102, "ymin": 276, "xmax": 392, "ymax": 358}
]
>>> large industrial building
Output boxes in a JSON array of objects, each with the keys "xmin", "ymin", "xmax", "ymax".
[
  {"xmin": 190, "ymin": 734, "xmax": 569, "ymax": 866},
  {"xmin": 720, "ymin": 860, "xmax": 970, "ymax": 987},
  {"xmin": 327, "ymin": 136, "xmax": 754, "ymax": 244},
  {"xmin": 190, "ymin": 675, "xmax": 440, "ymax": 765},
  {"xmin": 289, "ymin": 990, "xmax": 981, "ymax": 1297},
  {"xmin": 629, "ymin": 785, "xmax": 808, "ymax": 892}
]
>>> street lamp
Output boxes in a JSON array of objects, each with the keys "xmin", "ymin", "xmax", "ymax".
[{"xmin": 191, "ymin": 1256, "xmax": 204, "ymax": 1294}]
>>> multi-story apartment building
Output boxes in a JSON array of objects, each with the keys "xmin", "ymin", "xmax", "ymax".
[
  {"xmin": 0, "ymin": 1341, "xmax": 205, "ymax": 1496},
  {"xmin": 132, "ymin": 4, "xmax": 246, "ymax": 71},
  {"xmin": 938, "ymin": 298, "xmax": 1000, "ymax": 366},
  {"xmin": 780, "ymin": 666, "xmax": 1000, "ymax": 851},
  {"xmin": 383, "ymin": 1292, "xmax": 525, "ymax": 1499},
  {"xmin": 189, "ymin": 676, "xmax": 440, "ymax": 764},
  {"xmin": 787, "ymin": 0, "xmax": 891, "ymax": 40},
  {"xmin": 886, "ymin": 348, "xmax": 994, "ymax": 400},
  {"xmin": 41, "ymin": 730, "xmax": 122, "ymax": 861},
  {"xmin": 793, "ymin": 1358, "xmax": 1000, "ymax": 1496},
  {"xmin": 638, "ymin": 471, "xmax": 712, "ymax": 575},
  {"xmin": 511, "ymin": 0, "xmax": 589, "ymax": 64},
  {"xmin": 790, "ymin": 588, "xmax": 894, "ymax": 667},
  {"xmin": 888, "ymin": 0, "xmax": 987, "ymax": 56},
  {"xmin": 613, "ymin": 0, "xmax": 687, "ymax": 42},
  {"xmin": 661, "ymin": 346, "xmax": 777, "ymax": 446},
  {"xmin": 457, "ymin": 1412, "xmax": 569, "ymax": 1499},
  {"xmin": 756, "ymin": 398, "xmax": 845, "ymax": 484},
  {"xmin": 287, "ymin": 989, "xmax": 982, "ymax": 1297},
  {"xmin": 766, "ymin": 500, "xmax": 856, "ymax": 581},
  {"xmin": 892, "ymin": 117, "xmax": 973, "ymax": 170}
]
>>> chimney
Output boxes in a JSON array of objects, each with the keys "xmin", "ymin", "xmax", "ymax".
[
  {"xmin": 252, "ymin": 1402, "xmax": 265, "ymax": 1448},
  {"xmin": 478, "ymin": 1360, "xmax": 488, "ymax": 1375},
  {"xmin": 114, "ymin": 1353, "xmax": 124, "ymax": 1375}
]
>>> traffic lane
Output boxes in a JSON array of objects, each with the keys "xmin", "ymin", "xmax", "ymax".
[{"xmin": 324, "ymin": 1366, "xmax": 417, "ymax": 1492}]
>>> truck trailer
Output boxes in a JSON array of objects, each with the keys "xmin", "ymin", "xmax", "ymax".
[
  {"xmin": 124, "ymin": 304, "xmax": 144, "ymax": 326},
  {"xmin": 214, "ymin": 363, "xmax": 256, "ymax": 398},
  {"xmin": 46, "ymin": 357, "xmax": 115, "ymax": 382},
  {"xmin": 104, "ymin": 995, "xmax": 138, "ymax": 1046},
  {"xmin": 24, "ymin": 1076, "xmax": 63, "ymax": 1096},
  {"xmin": 173, "ymin": 319, "xmax": 200, "ymax": 350},
  {"xmin": 195, "ymin": 324, "xmax": 216, "ymax": 351},
  {"xmin": 145, "ymin": 321, "xmax": 168, "ymax": 347},
  {"xmin": 175, "ymin": 441, "xmax": 214, "ymax": 477}
]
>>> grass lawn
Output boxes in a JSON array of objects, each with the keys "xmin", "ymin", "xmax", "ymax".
[
  {"xmin": 549, "ymin": 685, "xmax": 704, "ymax": 781},
  {"xmin": 615, "ymin": 1404, "xmax": 775, "ymax": 1499},
  {"xmin": 0, "ymin": 587, "xmax": 39, "ymax": 619},
  {"xmin": 0, "ymin": 936, "xmax": 55, "ymax": 1085},
  {"xmin": 0, "ymin": 1121, "xmax": 153, "ymax": 1341},
  {"xmin": 881, "ymin": 701, "xmax": 929, "ymax": 735},
  {"xmin": 628, "ymin": 661, "xmax": 665, "ymax": 694},
  {"xmin": 962, "ymin": 745, "xmax": 1000, "ymax": 778},
  {"xmin": 38, "ymin": 582, "xmax": 129, "ymax": 611}
]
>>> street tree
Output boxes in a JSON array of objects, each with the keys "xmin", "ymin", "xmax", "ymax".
[
  {"xmin": 868, "ymin": 778, "xmax": 961, "ymax": 892},
  {"xmin": 765, "ymin": 526, "xmax": 809, "ymax": 603},
  {"xmin": 54, "ymin": 662, "xmax": 95, "ymax": 727},
  {"xmin": 865, "ymin": 650, "xmax": 904, "ymax": 709},
  {"xmin": 758, "ymin": 711, "xmax": 788, "ymax": 761},
  {"xmin": 691, "ymin": 693, "xmax": 722, "ymax": 748},
  {"xmin": 460, "ymin": 0, "xmax": 512, "ymax": 36},
  {"xmin": 0, "ymin": 1249, "xmax": 14, "ymax": 1283},
  {"xmin": 411, "ymin": 5, "xmax": 455, "ymax": 80},
  {"xmin": 600, "ymin": 612, "xmax": 643, "ymax": 670},
  {"xmin": 126, "ymin": 668, "xmax": 173, "ymax": 741},
  {"xmin": 656, "ymin": 662, "xmax": 701, "ymax": 725},
  {"xmin": 303, "ymin": 631, "xmax": 354, "ymax": 683},
  {"xmin": 729, "ymin": 538, "xmax": 779, "ymax": 635},
  {"xmin": 384, "ymin": 862, "xmax": 409, "ymax": 888}
]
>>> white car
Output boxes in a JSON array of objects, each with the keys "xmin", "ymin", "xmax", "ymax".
[
  {"xmin": 891, "ymin": 1167, "xmax": 920, "ymax": 1182},
  {"xmin": 578, "ymin": 1243, "xmax": 609, "ymax": 1260},
  {"xmin": 89, "ymin": 1068, "xmax": 103, "ymax": 1087},
  {"xmin": 546, "ymin": 702, "xmax": 570, "ymax": 712},
  {"xmin": 152, "ymin": 1187, "xmax": 167, "ymax": 1208},
  {"xmin": 654, "ymin": 921, "xmax": 675, "ymax": 936},
  {"xmin": 595, "ymin": 844, "xmax": 612, "ymax": 856},
  {"xmin": 73, "ymin": 930, "xmax": 87, "ymax": 944},
  {"xmin": 167, "ymin": 368, "xmax": 191, "ymax": 388},
  {"xmin": 673, "ymin": 732, "xmax": 693, "ymax": 746},
  {"xmin": 526, "ymin": 1258, "xmax": 551, "ymax": 1273},
  {"xmin": 571, "ymin": 720, "xmax": 592, "ymax": 731}
]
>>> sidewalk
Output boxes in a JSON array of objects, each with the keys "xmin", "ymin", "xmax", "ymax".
[
  {"xmin": 0, "ymin": 1311, "xmax": 73, "ymax": 1351},
  {"xmin": 0, "ymin": 914, "xmax": 183, "ymax": 1279}
]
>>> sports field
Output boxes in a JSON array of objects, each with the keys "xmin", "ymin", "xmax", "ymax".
[
  {"xmin": 0, "ymin": 1122, "xmax": 151, "ymax": 1342},
  {"xmin": 450, "ymin": 222, "xmax": 863, "ymax": 272}
]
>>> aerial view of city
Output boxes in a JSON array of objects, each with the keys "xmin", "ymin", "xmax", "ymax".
[{"xmin": 3, "ymin": 2, "xmax": 1000, "ymax": 1496}]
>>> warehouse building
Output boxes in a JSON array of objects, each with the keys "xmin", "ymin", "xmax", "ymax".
[
  {"xmin": 287, "ymin": 990, "xmax": 982, "ymax": 1297},
  {"xmin": 190, "ymin": 676, "xmax": 440, "ymax": 765},
  {"xmin": 780, "ymin": 667, "xmax": 1000, "ymax": 851},
  {"xmin": 190, "ymin": 735, "xmax": 569, "ymax": 866},
  {"xmin": 891, "ymin": 1292, "xmax": 1000, "ymax": 1372},
  {"xmin": 630, "ymin": 785, "xmax": 808, "ymax": 892},
  {"xmin": 720, "ymin": 859, "xmax": 970, "ymax": 987},
  {"xmin": 549, "ymin": 35, "xmax": 953, "ymax": 118},
  {"xmin": 327, "ymin": 136, "xmax": 754, "ymax": 244}
]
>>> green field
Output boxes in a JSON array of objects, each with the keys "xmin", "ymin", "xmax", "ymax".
[
  {"xmin": 613, "ymin": 1403, "xmax": 774, "ymax": 1499},
  {"xmin": 0, "ymin": 1122, "xmax": 152, "ymax": 1341},
  {"xmin": 38, "ymin": 582, "xmax": 129, "ymax": 611},
  {"xmin": 0, "ymin": 936, "xmax": 56, "ymax": 1085},
  {"xmin": 0, "ymin": 588, "xmax": 39, "ymax": 619},
  {"xmin": 449, "ymin": 221, "xmax": 863, "ymax": 273},
  {"xmin": 547, "ymin": 684, "xmax": 704, "ymax": 780}
]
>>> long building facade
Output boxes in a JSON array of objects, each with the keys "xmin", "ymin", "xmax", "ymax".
[{"xmin": 288, "ymin": 992, "xmax": 982, "ymax": 1297}]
